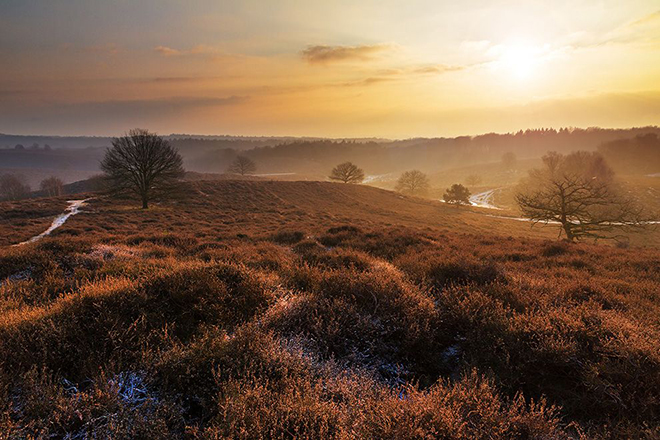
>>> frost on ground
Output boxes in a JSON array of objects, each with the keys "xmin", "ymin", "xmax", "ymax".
[
  {"xmin": 469, "ymin": 188, "xmax": 503, "ymax": 210},
  {"xmin": 86, "ymin": 244, "xmax": 140, "ymax": 261},
  {"xmin": 15, "ymin": 199, "xmax": 90, "ymax": 247},
  {"xmin": 0, "ymin": 269, "xmax": 32, "ymax": 287},
  {"xmin": 62, "ymin": 372, "xmax": 159, "ymax": 439}
]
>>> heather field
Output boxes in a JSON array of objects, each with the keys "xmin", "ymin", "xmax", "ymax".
[{"xmin": 1, "ymin": 181, "xmax": 659, "ymax": 438}]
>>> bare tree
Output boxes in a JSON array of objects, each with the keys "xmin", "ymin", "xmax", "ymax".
[
  {"xmin": 515, "ymin": 151, "xmax": 651, "ymax": 241},
  {"xmin": 100, "ymin": 128, "xmax": 184, "ymax": 209},
  {"xmin": 0, "ymin": 174, "xmax": 30, "ymax": 200},
  {"xmin": 443, "ymin": 183, "xmax": 471, "ymax": 206},
  {"xmin": 228, "ymin": 155, "xmax": 257, "ymax": 176},
  {"xmin": 396, "ymin": 170, "xmax": 429, "ymax": 196},
  {"xmin": 40, "ymin": 176, "xmax": 64, "ymax": 197},
  {"xmin": 329, "ymin": 162, "xmax": 364, "ymax": 183}
]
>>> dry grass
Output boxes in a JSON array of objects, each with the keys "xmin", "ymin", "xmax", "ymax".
[{"xmin": 1, "ymin": 180, "xmax": 659, "ymax": 438}]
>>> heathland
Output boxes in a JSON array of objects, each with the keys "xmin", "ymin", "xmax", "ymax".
[{"xmin": 1, "ymin": 180, "xmax": 660, "ymax": 438}]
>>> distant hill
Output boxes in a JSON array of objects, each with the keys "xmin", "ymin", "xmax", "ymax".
[{"xmin": 3, "ymin": 126, "xmax": 660, "ymax": 185}]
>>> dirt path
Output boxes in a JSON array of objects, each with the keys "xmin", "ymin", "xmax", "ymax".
[{"xmin": 14, "ymin": 199, "xmax": 90, "ymax": 246}]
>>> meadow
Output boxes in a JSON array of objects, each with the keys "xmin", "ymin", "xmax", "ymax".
[{"xmin": 1, "ymin": 180, "xmax": 659, "ymax": 438}]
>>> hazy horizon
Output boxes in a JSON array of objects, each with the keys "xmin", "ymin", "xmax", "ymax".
[{"xmin": 3, "ymin": 123, "xmax": 660, "ymax": 142}]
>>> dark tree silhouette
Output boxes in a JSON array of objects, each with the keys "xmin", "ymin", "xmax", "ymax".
[
  {"xmin": 329, "ymin": 162, "xmax": 364, "ymax": 183},
  {"xmin": 40, "ymin": 176, "xmax": 64, "ymax": 197},
  {"xmin": 0, "ymin": 174, "xmax": 30, "ymax": 200},
  {"xmin": 396, "ymin": 170, "xmax": 429, "ymax": 196},
  {"xmin": 228, "ymin": 155, "xmax": 257, "ymax": 176},
  {"xmin": 100, "ymin": 129, "xmax": 184, "ymax": 209},
  {"xmin": 516, "ymin": 151, "xmax": 650, "ymax": 241},
  {"xmin": 443, "ymin": 183, "xmax": 471, "ymax": 206}
]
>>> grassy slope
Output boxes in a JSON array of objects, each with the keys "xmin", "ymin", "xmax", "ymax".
[
  {"xmin": 1, "ymin": 180, "xmax": 659, "ymax": 438},
  {"xmin": 5, "ymin": 180, "xmax": 565, "ymax": 247}
]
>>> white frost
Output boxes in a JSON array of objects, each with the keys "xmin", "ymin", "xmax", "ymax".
[
  {"xmin": 14, "ymin": 199, "xmax": 90, "ymax": 246},
  {"xmin": 469, "ymin": 188, "xmax": 503, "ymax": 210}
]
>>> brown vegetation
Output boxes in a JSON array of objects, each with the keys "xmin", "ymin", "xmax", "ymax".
[{"xmin": 0, "ymin": 180, "xmax": 659, "ymax": 437}]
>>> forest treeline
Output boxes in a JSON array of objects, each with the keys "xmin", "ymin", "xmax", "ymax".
[
  {"xmin": 2, "ymin": 127, "xmax": 659, "ymax": 180},
  {"xmin": 598, "ymin": 133, "xmax": 660, "ymax": 174}
]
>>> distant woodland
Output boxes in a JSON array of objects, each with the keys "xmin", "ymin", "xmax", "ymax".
[{"xmin": 1, "ymin": 127, "xmax": 659, "ymax": 187}]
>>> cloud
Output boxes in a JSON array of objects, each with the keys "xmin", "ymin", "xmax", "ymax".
[
  {"xmin": 341, "ymin": 64, "xmax": 465, "ymax": 87},
  {"xmin": 85, "ymin": 43, "xmax": 120, "ymax": 56},
  {"xmin": 629, "ymin": 10, "xmax": 660, "ymax": 27},
  {"xmin": 342, "ymin": 76, "xmax": 397, "ymax": 87},
  {"xmin": 563, "ymin": 10, "xmax": 660, "ymax": 50},
  {"xmin": 153, "ymin": 45, "xmax": 245, "ymax": 63},
  {"xmin": 154, "ymin": 46, "xmax": 183, "ymax": 57},
  {"xmin": 411, "ymin": 64, "xmax": 465, "ymax": 74},
  {"xmin": 301, "ymin": 44, "xmax": 392, "ymax": 64}
]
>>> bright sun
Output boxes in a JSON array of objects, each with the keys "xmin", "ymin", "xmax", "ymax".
[{"xmin": 499, "ymin": 44, "xmax": 538, "ymax": 79}]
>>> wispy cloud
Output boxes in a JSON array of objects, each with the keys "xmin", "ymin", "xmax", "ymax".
[
  {"xmin": 301, "ymin": 44, "xmax": 392, "ymax": 64},
  {"xmin": 154, "ymin": 45, "xmax": 182, "ymax": 57},
  {"xmin": 84, "ymin": 43, "xmax": 120, "ymax": 56},
  {"xmin": 563, "ymin": 10, "xmax": 660, "ymax": 50},
  {"xmin": 341, "ymin": 63, "xmax": 465, "ymax": 87},
  {"xmin": 629, "ymin": 10, "xmax": 660, "ymax": 28}
]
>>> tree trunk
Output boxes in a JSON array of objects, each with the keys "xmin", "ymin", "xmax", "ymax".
[
  {"xmin": 562, "ymin": 221, "xmax": 574, "ymax": 241},
  {"xmin": 142, "ymin": 197, "xmax": 149, "ymax": 209}
]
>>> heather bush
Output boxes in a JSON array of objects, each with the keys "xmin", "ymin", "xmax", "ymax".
[{"xmin": 2, "ymin": 184, "xmax": 660, "ymax": 437}]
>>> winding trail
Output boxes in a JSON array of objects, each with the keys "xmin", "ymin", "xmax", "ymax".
[{"xmin": 14, "ymin": 199, "xmax": 90, "ymax": 246}]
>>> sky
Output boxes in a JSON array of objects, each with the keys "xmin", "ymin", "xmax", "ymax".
[{"xmin": 0, "ymin": 0, "xmax": 659, "ymax": 138}]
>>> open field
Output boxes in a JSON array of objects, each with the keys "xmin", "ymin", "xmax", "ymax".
[{"xmin": 1, "ymin": 180, "xmax": 660, "ymax": 438}]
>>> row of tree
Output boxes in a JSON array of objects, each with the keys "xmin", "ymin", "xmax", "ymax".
[
  {"xmin": 326, "ymin": 153, "xmax": 653, "ymax": 241},
  {"xmin": 0, "ymin": 174, "xmax": 64, "ymax": 201},
  {"xmin": 328, "ymin": 162, "xmax": 471, "ymax": 205}
]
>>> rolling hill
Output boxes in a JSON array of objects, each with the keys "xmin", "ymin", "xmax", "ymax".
[{"xmin": 1, "ymin": 180, "xmax": 660, "ymax": 438}]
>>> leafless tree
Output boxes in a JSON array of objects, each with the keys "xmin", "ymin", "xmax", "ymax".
[
  {"xmin": 443, "ymin": 183, "xmax": 471, "ymax": 206},
  {"xmin": 100, "ymin": 128, "xmax": 184, "ymax": 209},
  {"xmin": 515, "ymin": 151, "xmax": 651, "ymax": 241},
  {"xmin": 228, "ymin": 155, "xmax": 257, "ymax": 176},
  {"xmin": 329, "ymin": 162, "xmax": 364, "ymax": 183},
  {"xmin": 0, "ymin": 174, "xmax": 30, "ymax": 200},
  {"xmin": 396, "ymin": 170, "xmax": 429, "ymax": 196},
  {"xmin": 40, "ymin": 176, "xmax": 64, "ymax": 197}
]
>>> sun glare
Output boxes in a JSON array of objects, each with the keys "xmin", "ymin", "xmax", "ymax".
[{"xmin": 499, "ymin": 44, "xmax": 539, "ymax": 80}]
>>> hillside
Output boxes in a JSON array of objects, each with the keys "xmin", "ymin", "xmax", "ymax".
[
  {"xmin": 3, "ymin": 180, "xmax": 564, "ymax": 248},
  {"xmin": 1, "ymin": 180, "xmax": 660, "ymax": 438}
]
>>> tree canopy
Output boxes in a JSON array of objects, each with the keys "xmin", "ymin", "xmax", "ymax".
[
  {"xmin": 443, "ymin": 184, "xmax": 471, "ymax": 206},
  {"xmin": 100, "ymin": 129, "xmax": 184, "ymax": 209},
  {"xmin": 228, "ymin": 155, "xmax": 257, "ymax": 176},
  {"xmin": 329, "ymin": 162, "xmax": 364, "ymax": 184},
  {"xmin": 40, "ymin": 176, "xmax": 64, "ymax": 197},
  {"xmin": 396, "ymin": 170, "xmax": 429, "ymax": 196},
  {"xmin": 515, "ymin": 151, "xmax": 650, "ymax": 241}
]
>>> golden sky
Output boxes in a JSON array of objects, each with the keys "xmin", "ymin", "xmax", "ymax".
[{"xmin": 1, "ymin": 0, "xmax": 659, "ymax": 138}]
